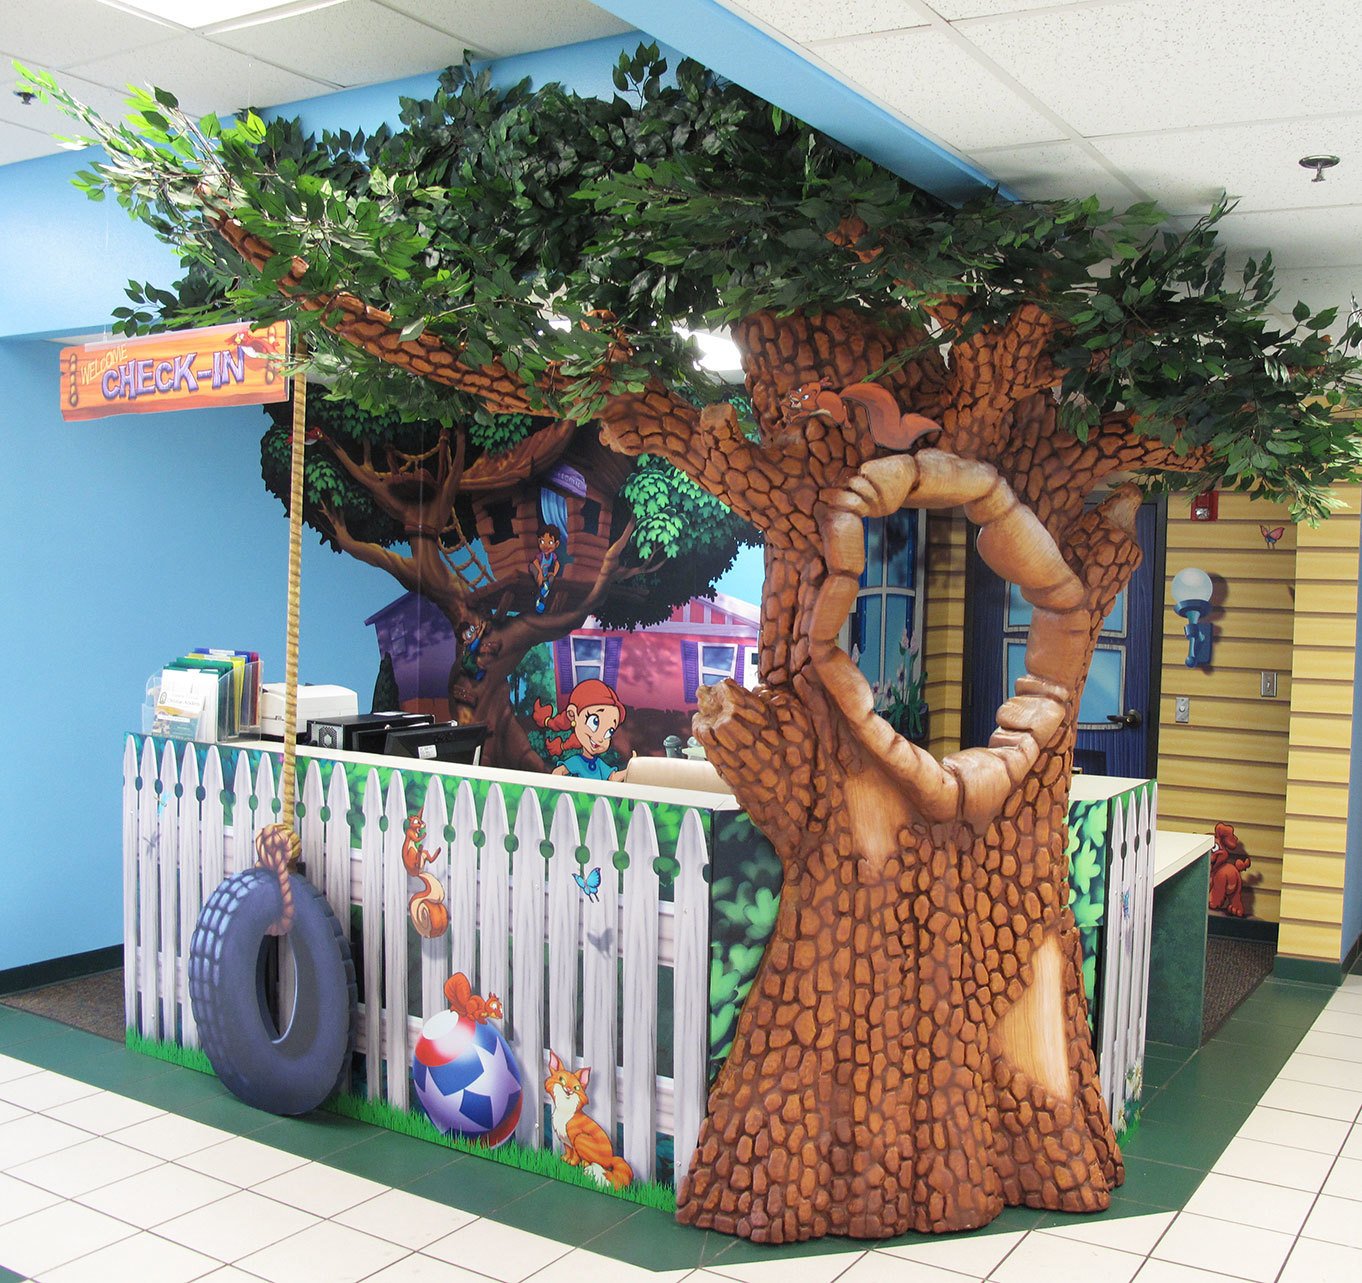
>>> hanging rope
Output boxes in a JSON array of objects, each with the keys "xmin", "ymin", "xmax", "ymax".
[{"xmin": 256, "ymin": 334, "xmax": 308, "ymax": 936}]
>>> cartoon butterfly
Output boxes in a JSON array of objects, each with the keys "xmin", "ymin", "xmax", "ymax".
[
  {"xmin": 1260, "ymin": 524, "xmax": 1286, "ymax": 549},
  {"xmin": 573, "ymin": 867, "xmax": 602, "ymax": 902}
]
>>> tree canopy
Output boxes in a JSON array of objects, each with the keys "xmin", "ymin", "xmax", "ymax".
[{"xmin": 23, "ymin": 44, "xmax": 1362, "ymax": 519}]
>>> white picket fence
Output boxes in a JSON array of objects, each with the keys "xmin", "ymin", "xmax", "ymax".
[
  {"xmin": 1097, "ymin": 783, "xmax": 1157, "ymax": 1131},
  {"xmin": 122, "ymin": 736, "xmax": 713, "ymax": 1185}
]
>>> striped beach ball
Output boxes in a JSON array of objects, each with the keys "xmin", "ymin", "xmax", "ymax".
[{"xmin": 411, "ymin": 1008, "xmax": 522, "ymax": 1147}]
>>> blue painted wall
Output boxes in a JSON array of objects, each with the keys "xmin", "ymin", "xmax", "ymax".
[
  {"xmin": 0, "ymin": 33, "xmax": 732, "ymax": 972},
  {"xmin": 0, "ymin": 340, "xmax": 400, "ymax": 970}
]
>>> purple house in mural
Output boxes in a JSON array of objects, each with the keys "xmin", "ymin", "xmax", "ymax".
[{"xmin": 364, "ymin": 591, "xmax": 458, "ymax": 717}]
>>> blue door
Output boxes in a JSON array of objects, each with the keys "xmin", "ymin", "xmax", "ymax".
[{"xmin": 964, "ymin": 502, "xmax": 1162, "ymax": 778}]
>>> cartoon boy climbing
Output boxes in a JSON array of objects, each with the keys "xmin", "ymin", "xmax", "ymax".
[
  {"xmin": 533, "ymin": 679, "xmax": 628, "ymax": 781},
  {"xmin": 531, "ymin": 524, "xmax": 563, "ymax": 614},
  {"xmin": 457, "ymin": 619, "xmax": 490, "ymax": 682}
]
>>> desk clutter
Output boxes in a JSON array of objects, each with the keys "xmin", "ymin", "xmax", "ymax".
[{"xmin": 145, "ymin": 648, "xmax": 261, "ymax": 742}]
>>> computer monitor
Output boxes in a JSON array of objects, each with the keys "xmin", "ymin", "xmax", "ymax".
[{"xmin": 383, "ymin": 721, "xmax": 487, "ymax": 766}]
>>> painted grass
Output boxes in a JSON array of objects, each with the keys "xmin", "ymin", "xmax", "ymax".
[
  {"xmin": 125, "ymin": 1028, "xmax": 216, "ymax": 1076},
  {"xmin": 124, "ymin": 1032, "xmax": 676, "ymax": 1211},
  {"xmin": 328, "ymin": 1091, "xmax": 677, "ymax": 1213}
]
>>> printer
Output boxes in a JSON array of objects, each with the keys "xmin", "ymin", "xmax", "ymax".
[{"xmin": 259, "ymin": 683, "xmax": 359, "ymax": 740}]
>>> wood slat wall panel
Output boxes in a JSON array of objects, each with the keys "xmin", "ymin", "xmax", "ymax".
[
  {"xmin": 924, "ymin": 511, "xmax": 966, "ymax": 758},
  {"xmin": 1277, "ymin": 485, "xmax": 1360, "ymax": 964},
  {"xmin": 1158, "ymin": 494, "xmax": 1297, "ymax": 923}
]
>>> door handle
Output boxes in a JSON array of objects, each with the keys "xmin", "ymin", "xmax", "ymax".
[{"xmin": 1106, "ymin": 709, "xmax": 1143, "ymax": 729}]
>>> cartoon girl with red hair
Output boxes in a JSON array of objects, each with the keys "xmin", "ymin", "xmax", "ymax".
[{"xmin": 534, "ymin": 679, "xmax": 629, "ymax": 782}]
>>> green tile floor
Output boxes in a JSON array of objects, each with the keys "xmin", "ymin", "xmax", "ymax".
[{"xmin": 0, "ymin": 976, "xmax": 1339, "ymax": 1274}]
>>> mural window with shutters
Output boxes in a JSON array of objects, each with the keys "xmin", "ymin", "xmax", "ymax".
[
  {"xmin": 682, "ymin": 642, "xmax": 743, "ymax": 701},
  {"xmin": 846, "ymin": 509, "xmax": 928, "ymax": 743}
]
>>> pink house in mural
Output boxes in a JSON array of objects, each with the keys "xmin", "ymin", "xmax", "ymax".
[{"xmin": 552, "ymin": 593, "xmax": 760, "ymax": 731}]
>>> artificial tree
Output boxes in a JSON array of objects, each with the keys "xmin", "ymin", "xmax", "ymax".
[{"xmin": 27, "ymin": 47, "xmax": 1362, "ymax": 1241}]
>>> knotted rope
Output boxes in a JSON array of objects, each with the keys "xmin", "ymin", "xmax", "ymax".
[{"xmin": 256, "ymin": 337, "xmax": 307, "ymax": 935}]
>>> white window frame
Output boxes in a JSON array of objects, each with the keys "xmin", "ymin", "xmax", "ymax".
[
  {"xmin": 845, "ymin": 509, "xmax": 926, "ymax": 688},
  {"xmin": 698, "ymin": 643, "xmax": 738, "ymax": 689},
  {"xmin": 570, "ymin": 635, "xmax": 605, "ymax": 684}
]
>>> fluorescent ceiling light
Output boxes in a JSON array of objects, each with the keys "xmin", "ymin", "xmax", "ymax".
[{"xmin": 101, "ymin": 0, "xmax": 340, "ymax": 27}]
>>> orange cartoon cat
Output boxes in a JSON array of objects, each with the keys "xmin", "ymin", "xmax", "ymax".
[{"xmin": 544, "ymin": 1050, "xmax": 633, "ymax": 1190}]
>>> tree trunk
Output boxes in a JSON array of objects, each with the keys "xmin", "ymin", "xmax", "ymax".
[
  {"xmin": 449, "ymin": 634, "xmax": 544, "ymax": 772},
  {"xmin": 679, "ymin": 722, "xmax": 1119, "ymax": 1241}
]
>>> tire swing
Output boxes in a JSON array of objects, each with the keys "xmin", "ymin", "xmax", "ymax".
[{"xmin": 188, "ymin": 344, "xmax": 357, "ymax": 1115}]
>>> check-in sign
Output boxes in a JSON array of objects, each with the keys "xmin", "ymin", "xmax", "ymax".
[{"xmin": 60, "ymin": 322, "xmax": 290, "ymax": 420}]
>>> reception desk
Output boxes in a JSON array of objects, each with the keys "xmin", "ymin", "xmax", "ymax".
[{"xmin": 123, "ymin": 734, "xmax": 1170, "ymax": 1184}]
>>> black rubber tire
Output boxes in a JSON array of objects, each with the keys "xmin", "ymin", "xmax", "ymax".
[{"xmin": 189, "ymin": 869, "xmax": 357, "ymax": 1116}]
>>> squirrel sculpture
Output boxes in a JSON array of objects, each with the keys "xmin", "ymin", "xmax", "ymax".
[
  {"xmin": 544, "ymin": 1049, "xmax": 633, "ymax": 1190},
  {"xmin": 1208, "ymin": 820, "xmax": 1252, "ymax": 918}
]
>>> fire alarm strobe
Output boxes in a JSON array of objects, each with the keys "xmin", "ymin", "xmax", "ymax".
[{"xmin": 1190, "ymin": 489, "xmax": 1218, "ymax": 522}]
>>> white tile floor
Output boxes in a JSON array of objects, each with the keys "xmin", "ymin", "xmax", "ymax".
[{"xmin": 2, "ymin": 978, "xmax": 1362, "ymax": 1281}]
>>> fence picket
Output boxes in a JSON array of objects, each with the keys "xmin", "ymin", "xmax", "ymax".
[
  {"xmin": 230, "ymin": 752, "xmax": 254, "ymax": 876},
  {"xmin": 547, "ymin": 793, "xmax": 583, "ymax": 1127},
  {"xmin": 1099, "ymin": 798, "xmax": 1126, "ymax": 1120},
  {"xmin": 323, "ymin": 760, "xmax": 354, "ymax": 1095},
  {"xmin": 1129, "ymin": 787, "xmax": 1157, "ymax": 1105},
  {"xmin": 671, "ymin": 808, "xmax": 710, "ymax": 1188},
  {"xmin": 157, "ymin": 742, "xmax": 181, "ymax": 1040},
  {"xmin": 510, "ymin": 790, "xmax": 547, "ymax": 1149},
  {"xmin": 582, "ymin": 798, "xmax": 620, "ymax": 1143},
  {"xmin": 479, "ymin": 785, "xmax": 511, "ymax": 1006},
  {"xmin": 253, "ymin": 753, "xmax": 278, "ymax": 854},
  {"xmin": 323, "ymin": 761, "xmax": 352, "ymax": 930},
  {"xmin": 122, "ymin": 739, "xmax": 138, "ymax": 1035},
  {"xmin": 621, "ymin": 803, "xmax": 660, "ymax": 1180},
  {"xmin": 137, "ymin": 738, "xmax": 160, "ymax": 1040},
  {"xmin": 449, "ymin": 783, "xmax": 478, "ymax": 983},
  {"xmin": 360, "ymin": 768, "xmax": 385, "ymax": 1099},
  {"xmin": 383, "ymin": 772, "xmax": 411, "ymax": 1113},
  {"xmin": 419, "ymin": 777, "xmax": 452, "ymax": 1021},
  {"xmin": 177, "ymin": 749, "xmax": 202, "ymax": 1048},
  {"xmin": 200, "ymin": 749, "xmax": 225, "ymax": 900},
  {"xmin": 300, "ymin": 759, "xmax": 325, "ymax": 890}
]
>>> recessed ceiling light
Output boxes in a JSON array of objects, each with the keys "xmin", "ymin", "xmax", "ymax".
[{"xmin": 1299, "ymin": 154, "xmax": 1341, "ymax": 182}]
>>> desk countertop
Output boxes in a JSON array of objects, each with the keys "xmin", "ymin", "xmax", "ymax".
[{"xmin": 1154, "ymin": 829, "xmax": 1214, "ymax": 886}]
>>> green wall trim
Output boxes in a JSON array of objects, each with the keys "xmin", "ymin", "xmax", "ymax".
[
  {"xmin": 0, "ymin": 944, "xmax": 121, "ymax": 996},
  {"xmin": 1207, "ymin": 916, "xmax": 1279, "ymax": 944},
  {"xmin": 1272, "ymin": 955, "xmax": 1343, "ymax": 987}
]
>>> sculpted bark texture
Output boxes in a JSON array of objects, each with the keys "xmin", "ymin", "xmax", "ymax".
[{"xmin": 212, "ymin": 219, "xmax": 1208, "ymax": 1240}]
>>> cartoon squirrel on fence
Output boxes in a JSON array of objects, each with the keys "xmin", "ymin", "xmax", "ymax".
[
  {"xmin": 402, "ymin": 811, "xmax": 449, "ymax": 938},
  {"xmin": 545, "ymin": 1050, "xmax": 633, "ymax": 1190}
]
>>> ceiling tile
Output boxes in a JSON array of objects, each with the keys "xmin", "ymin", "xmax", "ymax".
[
  {"xmin": 972, "ymin": 138, "xmax": 1144, "ymax": 206},
  {"xmin": 1174, "ymin": 204, "xmax": 1362, "ymax": 271},
  {"xmin": 65, "ymin": 33, "xmax": 337, "ymax": 114},
  {"xmin": 0, "ymin": 120, "xmax": 61, "ymax": 164},
  {"xmin": 815, "ymin": 25, "xmax": 1066, "ymax": 150},
  {"xmin": 927, "ymin": 0, "xmax": 1085, "ymax": 17},
  {"xmin": 379, "ymin": 0, "xmax": 632, "ymax": 57},
  {"xmin": 1270, "ymin": 266, "xmax": 1362, "ymax": 330},
  {"xmin": 3, "ymin": 0, "xmax": 174, "ymax": 69},
  {"xmin": 730, "ymin": 0, "xmax": 927, "ymax": 44},
  {"xmin": 960, "ymin": 0, "xmax": 1362, "ymax": 136},
  {"xmin": 1093, "ymin": 116, "xmax": 1362, "ymax": 217},
  {"xmin": 1, "ymin": 57, "xmax": 140, "ymax": 142},
  {"xmin": 213, "ymin": 0, "xmax": 472, "ymax": 87}
]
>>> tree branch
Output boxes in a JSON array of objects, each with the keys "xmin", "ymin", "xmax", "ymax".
[
  {"xmin": 597, "ymin": 395, "xmax": 784, "ymax": 532},
  {"xmin": 214, "ymin": 214, "xmax": 543, "ymax": 415},
  {"xmin": 815, "ymin": 449, "xmax": 1088, "ymax": 827},
  {"xmin": 937, "ymin": 303, "xmax": 1063, "ymax": 455},
  {"xmin": 459, "ymin": 419, "xmax": 575, "ymax": 492}
]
